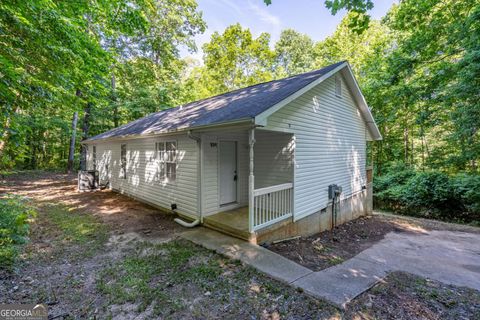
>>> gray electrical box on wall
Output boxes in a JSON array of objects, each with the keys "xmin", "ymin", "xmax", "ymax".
[{"xmin": 328, "ymin": 184, "xmax": 342, "ymax": 199}]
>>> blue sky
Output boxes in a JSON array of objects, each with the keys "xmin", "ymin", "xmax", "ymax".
[{"xmin": 180, "ymin": 0, "xmax": 398, "ymax": 60}]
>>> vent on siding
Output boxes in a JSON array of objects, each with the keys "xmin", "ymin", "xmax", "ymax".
[{"xmin": 335, "ymin": 75, "xmax": 342, "ymax": 97}]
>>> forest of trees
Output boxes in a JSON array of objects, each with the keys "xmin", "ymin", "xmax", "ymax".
[{"xmin": 0, "ymin": 0, "xmax": 479, "ymax": 219}]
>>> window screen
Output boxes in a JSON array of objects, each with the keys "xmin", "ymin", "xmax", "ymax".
[
  {"xmin": 156, "ymin": 141, "xmax": 177, "ymax": 181},
  {"xmin": 92, "ymin": 145, "xmax": 97, "ymax": 171},
  {"xmin": 120, "ymin": 144, "xmax": 127, "ymax": 179}
]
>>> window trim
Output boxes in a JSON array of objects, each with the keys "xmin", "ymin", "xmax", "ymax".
[
  {"xmin": 92, "ymin": 145, "xmax": 97, "ymax": 171},
  {"xmin": 120, "ymin": 144, "xmax": 127, "ymax": 179},
  {"xmin": 335, "ymin": 74, "xmax": 342, "ymax": 98},
  {"xmin": 155, "ymin": 140, "xmax": 177, "ymax": 182}
]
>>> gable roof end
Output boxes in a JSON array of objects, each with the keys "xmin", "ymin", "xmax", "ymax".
[{"xmin": 254, "ymin": 61, "xmax": 382, "ymax": 141}]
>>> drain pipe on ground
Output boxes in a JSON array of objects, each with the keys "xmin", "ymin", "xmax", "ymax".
[{"xmin": 173, "ymin": 130, "xmax": 202, "ymax": 228}]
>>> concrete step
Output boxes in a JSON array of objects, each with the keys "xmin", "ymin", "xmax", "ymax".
[{"xmin": 203, "ymin": 218, "xmax": 255, "ymax": 243}]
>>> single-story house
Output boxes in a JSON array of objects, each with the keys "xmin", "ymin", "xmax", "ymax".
[{"xmin": 83, "ymin": 61, "xmax": 382, "ymax": 243}]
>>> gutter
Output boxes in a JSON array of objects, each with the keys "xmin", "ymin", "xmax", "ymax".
[{"xmin": 82, "ymin": 118, "xmax": 252, "ymax": 145}]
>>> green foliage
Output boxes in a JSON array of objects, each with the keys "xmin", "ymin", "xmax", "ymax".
[
  {"xmin": 201, "ymin": 23, "xmax": 275, "ymax": 95},
  {"xmin": 374, "ymin": 166, "xmax": 480, "ymax": 224},
  {"xmin": 325, "ymin": 0, "xmax": 373, "ymax": 33},
  {"xmin": 274, "ymin": 29, "xmax": 315, "ymax": 76},
  {"xmin": 0, "ymin": 0, "xmax": 205, "ymax": 170},
  {"xmin": 1, "ymin": 0, "xmax": 479, "ymax": 217},
  {"xmin": 0, "ymin": 195, "xmax": 36, "ymax": 269},
  {"xmin": 370, "ymin": 0, "xmax": 480, "ymax": 173}
]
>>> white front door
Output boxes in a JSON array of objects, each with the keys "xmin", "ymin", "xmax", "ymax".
[{"xmin": 219, "ymin": 141, "xmax": 237, "ymax": 205}]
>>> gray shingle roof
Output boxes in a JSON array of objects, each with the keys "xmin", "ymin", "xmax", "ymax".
[{"xmin": 87, "ymin": 61, "xmax": 345, "ymax": 141}]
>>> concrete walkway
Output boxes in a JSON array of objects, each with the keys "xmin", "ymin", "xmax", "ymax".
[
  {"xmin": 181, "ymin": 227, "xmax": 480, "ymax": 309},
  {"xmin": 181, "ymin": 228, "xmax": 313, "ymax": 283}
]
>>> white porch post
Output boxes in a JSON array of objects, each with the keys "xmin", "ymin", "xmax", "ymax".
[{"xmin": 248, "ymin": 128, "xmax": 255, "ymax": 233}]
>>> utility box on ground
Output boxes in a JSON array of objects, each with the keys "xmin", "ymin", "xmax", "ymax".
[{"xmin": 78, "ymin": 170, "xmax": 99, "ymax": 191}]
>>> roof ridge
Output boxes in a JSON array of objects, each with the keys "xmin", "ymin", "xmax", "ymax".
[{"xmin": 141, "ymin": 61, "xmax": 347, "ymax": 118}]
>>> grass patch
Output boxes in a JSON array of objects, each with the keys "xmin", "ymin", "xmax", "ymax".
[
  {"xmin": 0, "ymin": 195, "xmax": 36, "ymax": 270},
  {"xmin": 97, "ymin": 240, "xmax": 221, "ymax": 315},
  {"xmin": 46, "ymin": 204, "xmax": 106, "ymax": 243},
  {"xmin": 97, "ymin": 239, "xmax": 339, "ymax": 319},
  {"xmin": 327, "ymin": 255, "xmax": 344, "ymax": 265},
  {"xmin": 33, "ymin": 203, "xmax": 108, "ymax": 260}
]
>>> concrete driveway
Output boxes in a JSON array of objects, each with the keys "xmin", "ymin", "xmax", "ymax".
[
  {"xmin": 182, "ymin": 225, "xmax": 480, "ymax": 309},
  {"xmin": 295, "ymin": 229, "xmax": 480, "ymax": 307}
]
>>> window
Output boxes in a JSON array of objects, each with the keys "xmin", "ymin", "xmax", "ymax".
[
  {"xmin": 156, "ymin": 141, "xmax": 177, "ymax": 181},
  {"xmin": 120, "ymin": 144, "xmax": 127, "ymax": 179},
  {"xmin": 92, "ymin": 145, "xmax": 97, "ymax": 171},
  {"xmin": 335, "ymin": 75, "xmax": 342, "ymax": 97}
]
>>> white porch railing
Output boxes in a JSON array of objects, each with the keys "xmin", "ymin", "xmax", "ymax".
[{"xmin": 250, "ymin": 182, "xmax": 293, "ymax": 232}]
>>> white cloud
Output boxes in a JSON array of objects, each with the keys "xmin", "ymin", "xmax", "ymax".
[
  {"xmin": 247, "ymin": 0, "xmax": 281, "ymax": 30},
  {"xmin": 217, "ymin": 0, "xmax": 244, "ymax": 16},
  {"xmin": 180, "ymin": 0, "xmax": 283, "ymax": 59}
]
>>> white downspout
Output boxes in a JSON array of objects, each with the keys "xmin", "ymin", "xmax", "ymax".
[{"xmin": 174, "ymin": 130, "xmax": 202, "ymax": 228}]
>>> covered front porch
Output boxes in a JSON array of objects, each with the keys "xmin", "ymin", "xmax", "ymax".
[{"xmin": 200, "ymin": 127, "xmax": 295, "ymax": 241}]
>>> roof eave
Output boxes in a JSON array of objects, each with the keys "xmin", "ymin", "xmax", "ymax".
[{"xmin": 82, "ymin": 118, "xmax": 254, "ymax": 144}]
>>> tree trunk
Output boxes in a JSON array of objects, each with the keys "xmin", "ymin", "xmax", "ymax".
[
  {"xmin": 80, "ymin": 102, "xmax": 92, "ymax": 171},
  {"xmin": 67, "ymin": 111, "xmax": 78, "ymax": 173},
  {"xmin": 421, "ymin": 127, "xmax": 425, "ymax": 170},
  {"xmin": 0, "ymin": 106, "xmax": 18, "ymax": 159},
  {"xmin": 404, "ymin": 126, "xmax": 409, "ymax": 164},
  {"xmin": 111, "ymin": 73, "xmax": 119, "ymax": 127},
  {"xmin": 410, "ymin": 130, "xmax": 414, "ymax": 165}
]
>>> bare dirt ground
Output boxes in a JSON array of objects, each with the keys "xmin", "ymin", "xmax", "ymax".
[
  {"xmin": 0, "ymin": 171, "xmax": 340, "ymax": 319},
  {"xmin": 0, "ymin": 171, "xmax": 184, "ymax": 239},
  {"xmin": 2, "ymin": 171, "xmax": 479, "ymax": 319},
  {"xmin": 266, "ymin": 213, "xmax": 480, "ymax": 272},
  {"xmin": 345, "ymin": 271, "xmax": 480, "ymax": 320}
]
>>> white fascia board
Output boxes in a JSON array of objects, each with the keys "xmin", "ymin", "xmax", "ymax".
[{"xmin": 343, "ymin": 64, "xmax": 382, "ymax": 141}]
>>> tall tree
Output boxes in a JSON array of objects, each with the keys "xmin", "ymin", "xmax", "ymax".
[
  {"xmin": 274, "ymin": 29, "xmax": 315, "ymax": 77},
  {"xmin": 0, "ymin": 0, "xmax": 206, "ymax": 169},
  {"xmin": 202, "ymin": 24, "xmax": 275, "ymax": 94},
  {"xmin": 377, "ymin": 0, "xmax": 480, "ymax": 172}
]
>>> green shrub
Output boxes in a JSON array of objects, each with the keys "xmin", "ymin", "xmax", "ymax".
[
  {"xmin": 374, "ymin": 166, "xmax": 480, "ymax": 224},
  {"xmin": 453, "ymin": 174, "xmax": 480, "ymax": 219},
  {"xmin": 0, "ymin": 195, "xmax": 36, "ymax": 269}
]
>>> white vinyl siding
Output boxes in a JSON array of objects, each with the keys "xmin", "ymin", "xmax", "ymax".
[
  {"xmin": 91, "ymin": 133, "xmax": 198, "ymax": 218},
  {"xmin": 95, "ymin": 144, "xmax": 112, "ymax": 185},
  {"xmin": 264, "ymin": 74, "xmax": 367, "ymax": 221}
]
